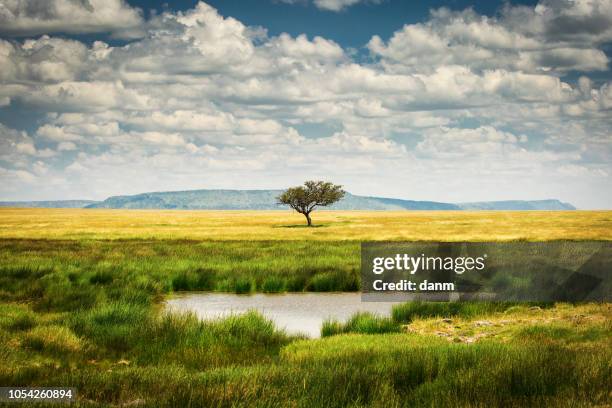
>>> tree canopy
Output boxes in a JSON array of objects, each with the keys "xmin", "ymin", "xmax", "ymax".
[{"xmin": 277, "ymin": 181, "xmax": 345, "ymax": 226}]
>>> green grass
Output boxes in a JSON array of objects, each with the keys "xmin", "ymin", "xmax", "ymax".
[
  {"xmin": 0, "ymin": 239, "xmax": 360, "ymax": 297},
  {"xmin": 322, "ymin": 312, "xmax": 401, "ymax": 337},
  {"xmin": 261, "ymin": 276, "xmax": 286, "ymax": 293},
  {"xmin": 0, "ymin": 236, "xmax": 610, "ymax": 406},
  {"xmin": 391, "ymin": 301, "xmax": 553, "ymax": 323},
  {"xmin": 278, "ymin": 335, "xmax": 611, "ymax": 407},
  {"xmin": 3, "ymin": 310, "xmax": 610, "ymax": 406}
]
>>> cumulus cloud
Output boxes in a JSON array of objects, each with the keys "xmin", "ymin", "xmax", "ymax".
[
  {"xmin": 0, "ymin": 0, "xmax": 144, "ymax": 38},
  {"xmin": 502, "ymin": 0, "xmax": 612, "ymax": 44},
  {"xmin": 417, "ymin": 126, "xmax": 524, "ymax": 159},
  {"xmin": 0, "ymin": 1, "xmax": 610, "ymax": 207},
  {"xmin": 0, "ymin": 36, "xmax": 90, "ymax": 82},
  {"xmin": 368, "ymin": 5, "xmax": 610, "ymax": 75},
  {"xmin": 18, "ymin": 81, "xmax": 154, "ymax": 112},
  {"xmin": 0, "ymin": 123, "xmax": 58, "ymax": 178}
]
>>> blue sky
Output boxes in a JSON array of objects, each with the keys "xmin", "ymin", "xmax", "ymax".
[
  {"xmin": 133, "ymin": 0, "xmax": 538, "ymax": 47},
  {"xmin": 0, "ymin": 0, "xmax": 610, "ymax": 208}
]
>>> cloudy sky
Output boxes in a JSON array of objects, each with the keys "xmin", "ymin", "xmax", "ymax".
[{"xmin": 0, "ymin": 0, "xmax": 611, "ymax": 208}]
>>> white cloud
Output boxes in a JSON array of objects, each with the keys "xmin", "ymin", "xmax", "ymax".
[
  {"xmin": 268, "ymin": 33, "xmax": 344, "ymax": 62},
  {"xmin": 418, "ymin": 126, "xmax": 527, "ymax": 159},
  {"xmin": 0, "ymin": 36, "xmax": 89, "ymax": 82},
  {"xmin": 57, "ymin": 142, "xmax": 77, "ymax": 151},
  {"xmin": 279, "ymin": 0, "xmax": 380, "ymax": 12},
  {"xmin": 503, "ymin": 0, "xmax": 612, "ymax": 44},
  {"xmin": 368, "ymin": 5, "xmax": 610, "ymax": 75},
  {"xmin": 317, "ymin": 131, "xmax": 405, "ymax": 154},
  {"xmin": 313, "ymin": 0, "xmax": 379, "ymax": 12},
  {"xmin": 0, "ymin": 0, "xmax": 144, "ymax": 38},
  {"xmin": 19, "ymin": 81, "xmax": 154, "ymax": 111},
  {"xmin": 136, "ymin": 131, "xmax": 188, "ymax": 148},
  {"xmin": 0, "ymin": 124, "xmax": 60, "ymax": 177},
  {"xmin": 0, "ymin": 1, "xmax": 610, "ymax": 208},
  {"xmin": 0, "ymin": 123, "xmax": 36, "ymax": 159}
]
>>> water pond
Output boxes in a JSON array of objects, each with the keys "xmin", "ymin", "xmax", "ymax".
[{"xmin": 166, "ymin": 292, "xmax": 397, "ymax": 338}]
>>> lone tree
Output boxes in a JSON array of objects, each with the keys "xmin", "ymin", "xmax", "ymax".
[{"xmin": 277, "ymin": 180, "xmax": 345, "ymax": 226}]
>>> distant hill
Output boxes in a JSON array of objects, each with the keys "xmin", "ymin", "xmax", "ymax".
[
  {"xmin": 0, "ymin": 200, "xmax": 98, "ymax": 208},
  {"xmin": 458, "ymin": 200, "xmax": 576, "ymax": 210},
  {"xmin": 88, "ymin": 190, "xmax": 279, "ymax": 210},
  {"xmin": 84, "ymin": 189, "xmax": 574, "ymax": 211},
  {"xmin": 85, "ymin": 190, "xmax": 461, "ymax": 210},
  {"xmin": 0, "ymin": 190, "xmax": 576, "ymax": 211}
]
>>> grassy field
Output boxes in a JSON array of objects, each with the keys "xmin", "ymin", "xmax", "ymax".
[
  {"xmin": 0, "ymin": 208, "xmax": 611, "ymax": 406},
  {"xmin": 2, "ymin": 208, "xmax": 612, "ymax": 240}
]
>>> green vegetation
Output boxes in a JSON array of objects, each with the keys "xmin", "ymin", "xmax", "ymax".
[
  {"xmin": 0, "ymin": 239, "xmax": 359, "ymax": 297},
  {"xmin": 280, "ymin": 333, "xmax": 610, "ymax": 407},
  {"xmin": 277, "ymin": 180, "xmax": 346, "ymax": 226},
  {"xmin": 0, "ymin": 209, "xmax": 611, "ymax": 406},
  {"xmin": 391, "ymin": 301, "xmax": 551, "ymax": 323},
  {"xmin": 2, "ymin": 300, "xmax": 610, "ymax": 406},
  {"xmin": 261, "ymin": 276, "xmax": 287, "ymax": 293},
  {"xmin": 321, "ymin": 312, "xmax": 401, "ymax": 337}
]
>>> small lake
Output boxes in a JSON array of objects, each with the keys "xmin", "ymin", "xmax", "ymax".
[{"xmin": 165, "ymin": 292, "xmax": 397, "ymax": 338}]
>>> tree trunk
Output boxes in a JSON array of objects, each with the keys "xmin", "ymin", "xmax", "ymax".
[{"xmin": 305, "ymin": 212, "xmax": 312, "ymax": 226}]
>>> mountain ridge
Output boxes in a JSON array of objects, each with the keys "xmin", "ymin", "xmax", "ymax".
[
  {"xmin": 0, "ymin": 200, "xmax": 98, "ymax": 208},
  {"xmin": 0, "ymin": 189, "xmax": 576, "ymax": 210}
]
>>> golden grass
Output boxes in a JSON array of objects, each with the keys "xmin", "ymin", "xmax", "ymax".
[
  {"xmin": 0, "ymin": 208, "xmax": 611, "ymax": 241},
  {"xmin": 406, "ymin": 303, "xmax": 612, "ymax": 345}
]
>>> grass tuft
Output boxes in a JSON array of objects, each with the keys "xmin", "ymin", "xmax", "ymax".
[
  {"xmin": 321, "ymin": 312, "xmax": 400, "ymax": 337},
  {"xmin": 23, "ymin": 325, "xmax": 83, "ymax": 354},
  {"xmin": 261, "ymin": 276, "xmax": 286, "ymax": 293}
]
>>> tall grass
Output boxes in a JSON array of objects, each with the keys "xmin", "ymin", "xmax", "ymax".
[
  {"xmin": 0, "ymin": 240, "xmax": 360, "ymax": 297},
  {"xmin": 6, "ymin": 330, "xmax": 607, "ymax": 407},
  {"xmin": 261, "ymin": 276, "xmax": 286, "ymax": 293},
  {"xmin": 321, "ymin": 312, "xmax": 400, "ymax": 337}
]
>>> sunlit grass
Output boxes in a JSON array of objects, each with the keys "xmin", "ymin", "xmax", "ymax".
[{"xmin": 0, "ymin": 208, "xmax": 611, "ymax": 241}]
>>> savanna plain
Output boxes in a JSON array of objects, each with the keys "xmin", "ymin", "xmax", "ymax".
[{"xmin": 0, "ymin": 209, "xmax": 611, "ymax": 407}]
